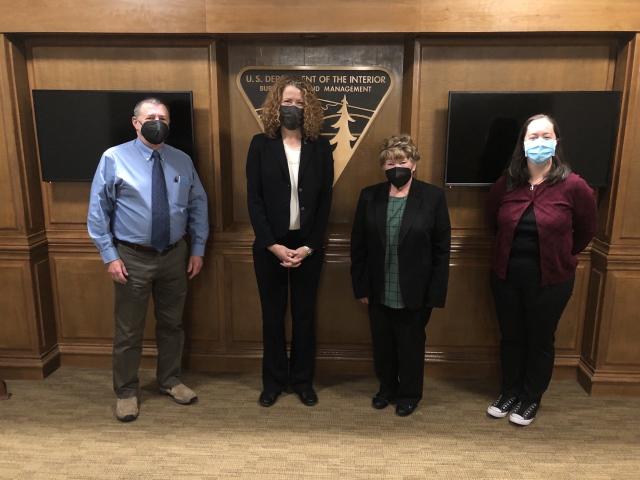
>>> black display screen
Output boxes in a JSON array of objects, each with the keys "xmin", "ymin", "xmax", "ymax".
[
  {"xmin": 32, "ymin": 90, "xmax": 195, "ymax": 182},
  {"xmin": 445, "ymin": 91, "xmax": 621, "ymax": 187}
]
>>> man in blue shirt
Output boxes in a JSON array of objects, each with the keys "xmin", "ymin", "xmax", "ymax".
[{"xmin": 87, "ymin": 98, "xmax": 209, "ymax": 422}]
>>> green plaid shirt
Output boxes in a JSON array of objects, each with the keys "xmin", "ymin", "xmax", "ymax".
[{"xmin": 383, "ymin": 196, "xmax": 407, "ymax": 309}]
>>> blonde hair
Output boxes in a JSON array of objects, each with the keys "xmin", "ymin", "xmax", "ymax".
[
  {"xmin": 260, "ymin": 76, "xmax": 324, "ymax": 141},
  {"xmin": 378, "ymin": 134, "xmax": 421, "ymax": 165}
]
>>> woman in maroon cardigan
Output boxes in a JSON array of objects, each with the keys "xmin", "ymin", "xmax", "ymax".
[{"xmin": 486, "ymin": 114, "xmax": 597, "ymax": 426}]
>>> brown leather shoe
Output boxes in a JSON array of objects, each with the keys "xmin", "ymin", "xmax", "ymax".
[
  {"xmin": 115, "ymin": 396, "xmax": 139, "ymax": 422},
  {"xmin": 159, "ymin": 383, "xmax": 198, "ymax": 405}
]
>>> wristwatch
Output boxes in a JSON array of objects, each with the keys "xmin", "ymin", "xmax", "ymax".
[{"xmin": 303, "ymin": 246, "xmax": 313, "ymax": 257}]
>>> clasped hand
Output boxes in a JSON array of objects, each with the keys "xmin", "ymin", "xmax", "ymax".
[{"xmin": 268, "ymin": 244, "xmax": 309, "ymax": 268}]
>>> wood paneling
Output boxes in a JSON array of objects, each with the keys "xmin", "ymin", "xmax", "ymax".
[
  {"xmin": 0, "ymin": 34, "xmax": 58, "ymax": 379},
  {"xmin": 316, "ymin": 257, "xmax": 370, "ymax": 346},
  {"xmin": 601, "ymin": 271, "xmax": 640, "ymax": 367},
  {"xmin": 0, "ymin": 261, "xmax": 34, "ymax": 350},
  {"xmin": 0, "ymin": 0, "xmax": 206, "ymax": 34},
  {"xmin": 428, "ymin": 261, "xmax": 498, "ymax": 348},
  {"xmin": 204, "ymin": 1, "xmax": 640, "ymax": 34},
  {"xmin": 50, "ymin": 254, "xmax": 157, "ymax": 342},
  {"xmin": 227, "ymin": 255, "xmax": 262, "ymax": 344},
  {"xmin": 184, "ymin": 255, "xmax": 221, "ymax": 346},
  {"xmin": 617, "ymin": 39, "xmax": 640, "ymax": 240},
  {"xmin": 1, "ymin": 1, "xmax": 640, "ymax": 34}
]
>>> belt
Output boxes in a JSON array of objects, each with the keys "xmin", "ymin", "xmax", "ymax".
[{"xmin": 116, "ymin": 238, "xmax": 181, "ymax": 254}]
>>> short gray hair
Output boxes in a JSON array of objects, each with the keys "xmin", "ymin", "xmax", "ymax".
[{"xmin": 133, "ymin": 97, "xmax": 169, "ymax": 117}]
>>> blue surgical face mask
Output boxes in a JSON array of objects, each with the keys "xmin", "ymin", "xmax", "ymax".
[{"xmin": 524, "ymin": 138, "xmax": 557, "ymax": 164}]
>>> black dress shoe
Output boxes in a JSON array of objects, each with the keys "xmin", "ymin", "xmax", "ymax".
[
  {"xmin": 371, "ymin": 393, "xmax": 395, "ymax": 410},
  {"xmin": 258, "ymin": 391, "xmax": 280, "ymax": 407},
  {"xmin": 297, "ymin": 388, "xmax": 318, "ymax": 406},
  {"xmin": 395, "ymin": 402, "xmax": 418, "ymax": 417}
]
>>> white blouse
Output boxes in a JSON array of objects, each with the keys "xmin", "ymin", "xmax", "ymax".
[{"xmin": 284, "ymin": 143, "xmax": 301, "ymax": 230}]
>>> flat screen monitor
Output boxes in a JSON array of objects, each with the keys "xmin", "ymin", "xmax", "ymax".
[
  {"xmin": 32, "ymin": 90, "xmax": 195, "ymax": 182},
  {"xmin": 445, "ymin": 91, "xmax": 621, "ymax": 187}
]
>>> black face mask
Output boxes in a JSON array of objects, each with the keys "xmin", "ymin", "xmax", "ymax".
[
  {"xmin": 385, "ymin": 167, "xmax": 413, "ymax": 188},
  {"xmin": 279, "ymin": 105, "xmax": 304, "ymax": 130},
  {"xmin": 140, "ymin": 120, "xmax": 170, "ymax": 145}
]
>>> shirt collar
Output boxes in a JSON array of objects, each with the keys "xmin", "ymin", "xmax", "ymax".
[{"xmin": 134, "ymin": 138, "xmax": 165, "ymax": 161}]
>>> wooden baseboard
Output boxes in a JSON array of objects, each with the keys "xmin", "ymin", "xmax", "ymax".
[
  {"xmin": 0, "ymin": 346, "xmax": 60, "ymax": 380},
  {"xmin": 56, "ymin": 345, "xmax": 573, "ymax": 381},
  {"xmin": 578, "ymin": 360, "xmax": 640, "ymax": 395}
]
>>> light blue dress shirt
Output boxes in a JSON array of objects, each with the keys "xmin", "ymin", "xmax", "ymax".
[{"xmin": 87, "ymin": 139, "xmax": 209, "ymax": 263}]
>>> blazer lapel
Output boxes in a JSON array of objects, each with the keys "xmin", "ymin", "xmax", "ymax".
[
  {"xmin": 268, "ymin": 137, "xmax": 290, "ymax": 183},
  {"xmin": 374, "ymin": 182, "xmax": 390, "ymax": 248},
  {"xmin": 398, "ymin": 181, "xmax": 423, "ymax": 245}
]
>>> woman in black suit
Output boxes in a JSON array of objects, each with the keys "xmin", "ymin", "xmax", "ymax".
[
  {"xmin": 246, "ymin": 76, "xmax": 334, "ymax": 407},
  {"xmin": 351, "ymin": 135, "xmax": 450, "ymax": 416}
]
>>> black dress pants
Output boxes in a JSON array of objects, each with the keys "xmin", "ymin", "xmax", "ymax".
[
  {"xmin": 368, "ymin": 303, "xmax": 432, "ymax": 405},
  {"xmin": 491, "ymin": 270, "xmax": 574, "ymax": 403},
  {"xmin": 253, "ymin": 232, "xmax": 324, "ymax": 394}
]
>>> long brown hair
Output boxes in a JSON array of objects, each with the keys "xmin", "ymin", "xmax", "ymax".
[
  {"xmin": 506, "ymin": 113, "xmax": 571, "ymax": 190},
  {"xmin": 259, "ymin": 76, "xmax": 324, "ymax": 141}
]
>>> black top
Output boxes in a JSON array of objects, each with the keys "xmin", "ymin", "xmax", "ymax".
[
  {"xmin": 507, "ymin": 204, "xmax": 540, "ymax": 280},
  {"xmin": 510, "ymin": 204, "xmax": 539, "ymax": 259}
]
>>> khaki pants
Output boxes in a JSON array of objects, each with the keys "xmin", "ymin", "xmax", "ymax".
[{"xmin": 113, "ymin": 239, "xmax": 188, "ymax": 398}]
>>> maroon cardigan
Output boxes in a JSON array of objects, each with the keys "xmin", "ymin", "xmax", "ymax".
[{"xmin": 487, "ymin": 173, "xmax": 597, "ymax": 285}]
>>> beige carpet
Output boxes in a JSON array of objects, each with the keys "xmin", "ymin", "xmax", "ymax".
[{"xmin": 0, "ymin": 367, "xmax": 639, "ymax": 479}]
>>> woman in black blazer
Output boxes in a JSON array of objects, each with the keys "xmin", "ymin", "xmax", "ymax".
[
  {"xmin": 351, "ymin": 135, "xmax": 451, "ymax": 416},
  {"xmin": 246, "ymin": 76, "xmax": 334, "ymax": 408}
]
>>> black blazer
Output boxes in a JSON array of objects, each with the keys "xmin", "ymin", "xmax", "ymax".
[
  {"xmin": 246, "ymin": 133, "xmax": 334, "ymax": 250},
  {"xmin": 350, "ymin": 180, "xmax": 451, "ymax": 310}
]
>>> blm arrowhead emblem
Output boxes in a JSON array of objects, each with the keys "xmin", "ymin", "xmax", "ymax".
[{"xmin": 237, "ymin": 67, "xmax": 393, "ymax": 184}]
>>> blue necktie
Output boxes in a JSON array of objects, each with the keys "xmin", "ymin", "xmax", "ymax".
[{"xmin": 151, "ymin": 150, "xmax": 170, "ymax": 251}]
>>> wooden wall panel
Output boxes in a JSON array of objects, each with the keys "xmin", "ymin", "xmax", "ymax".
[
  {"xmin": 50, "ymin": 254, "xmax": 156, "ymax": 343},
  {"xmin": 617, "ymin": 37, "xmax": 640, "ymax": 240},
  {"xmin": 0, "ymin": 34, "xmax": 58, "ymax": 378},
  {"xmin": 2, "ymin": 1, "xmax": 640, "ymax": 34},
  {"xmin": 428, "ymin": 261, "xmax": 498, "ymax": 348},
  {"xmin": 204, "ymin": 1, "xmax": 640, "ymax": 34},
  {"xmin": 0, "ymin": 94, "xmax": 19, "ymax": 230},
  {"xmin": 555, "ymin": 262, "xmax": 590, "ymax": 353},
  {"xmin": 227, "ymin": 255, "xmax": 262, "ymax": 345},
  {"xmin": 184, "ymin": 258, "xmax": 221, "ymax": 345},
  {"xmin": 0, "ymin": 261, "xmax": 34, "ymax": 350},
  {"xmin": 27, "ymin": 41, "xmax": 217, "ymax": 233},
  {"xmin": 581, "ymin": 265, "xmax": 605, "ymax": 366},
  {"xmin": 316, "ymin": 257, "xmax": 370, "ymax": 346},
  {"xmin": 601, "ymin": 271, "xmax": 640, "ymax": 367},
  {"xmin": 0, "ymin": 0, "xmax": 206, "ymax": 34},
  {"xmin": 0, "ymin": 37, "xmax": 23, "ymax": 233}
]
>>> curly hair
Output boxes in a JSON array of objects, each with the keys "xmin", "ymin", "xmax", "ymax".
[
  {"xmin": 378, "ymin": 134, "xmax": 421, "ymax": 165},
  {"xmin": 506, "ymin": 113, "xmax": 571, "ymax": 190},
  {"xmin": 260, "ymin": 76, "xmax": 324, "ymax": 140}
]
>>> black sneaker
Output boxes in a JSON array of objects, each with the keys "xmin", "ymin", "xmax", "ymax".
[
  {"xmin": 486, "ymin": 393, "xmax": 519, "ymax": 418},
  {"xmin": 509, "ymin": 400, "xmax": 539, "ymax": 426}
]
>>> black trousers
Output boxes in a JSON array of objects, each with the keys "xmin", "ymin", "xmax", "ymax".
[
  {"xmin": 253, "ymin": 232, "xmax": 324, "ymax": 394},
  {"xmin": 368, "ymin": 303, "xmax": 432, "ymax": 404},
  {"xmin": 491, "ymin": 270, "xmax": 574, "ymax": 403}
]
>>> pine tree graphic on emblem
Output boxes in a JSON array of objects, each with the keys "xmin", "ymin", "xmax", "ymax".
[{"xmin": 330, "ymin": 95, "xmax": 356, "ymax": 181}]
